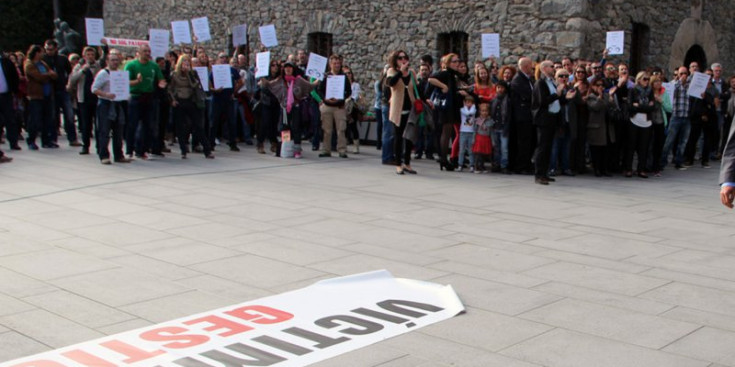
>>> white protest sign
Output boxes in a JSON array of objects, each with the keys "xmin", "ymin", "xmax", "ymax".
[
  {"xmin": 0, "ymin": 270, "xmax": 464, "ymax": 367},
  {"xmin": 170, "ymin": 20, "xmax": 192, "ymax": 45},
  {"xmin": 148, "ymin": 29, "xmax": 170, "ymax": 59},
  {"xmin": 305, "ymin": 53, "xmax": 328, "ymax": 81},
  {"xmin": 211, "ymin": 64, "xmax": 233, "ymax": 90},
  {"xmin": 662, "ymin": 81, "xmax": 675, "ymax": 107},
  {"xmin": 84, "ymin": 18, "xmax": 104, "ymax": 46},
  {"xmin": 688, "ymin": 71, "xmax": 710, "ymax": 99},
  {"xmin": 259, "ymin": 24, "xmax": 278, "ymax": 48},
  {"xmin": 326, "ymin": 74, "xmax": 346, "ymax": 100},
  {"xmin": 191, "ymin": 17, "xmax": 211, "ymax": 42},
  {"xmin": 194, "ymin": 66, "xmax": 210, "ymax": 92},
  {"xmin": 109, "ymin": 71, "xmax": 130, "ymax": 101},
  {"xmin": 232, "ymin": 24, "xmax": 248, "ymax": 47},
  {"xmin": 606, "ymin": 31, "xmax": 625, "ymax": 55},
  {"xmin": 481, "ymin": 33, "xmax": 500, "ymax": 59},
  {"xmin": 255, "ymin": 51, "xmax": 271, "ymax": 78}
]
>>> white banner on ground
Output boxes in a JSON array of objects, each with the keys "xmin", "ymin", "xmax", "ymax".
[
  {"xmin": 305, "ymin": 53, "xmax": 328, "ymax": 81},
  {"xmin": 191, "ymin": 17, "xmax": 211, "ymax": 42},
  {"xmin": 0, "ymin": 270, "xmax": 464, "ymax": 367},
  {"xmin": 606, "ymin": 31, "xmax": 625, "ymax": 55},
  {"xmin": 232, "ymin": 24, "xmax": 248, "ymax": 47},
  {"xmin": 85, "ymin": 18, "xmax": 105, "ymax": 46}
]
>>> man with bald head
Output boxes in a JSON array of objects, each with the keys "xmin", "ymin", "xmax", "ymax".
[
  {"xmin": 532, "ymin": 61, "xmax": 569, "ymax": 185},
  {"xmin": 124, "ymin": 44, "xmax": 166, "ymax": 159},
  {"xmin": 510, "ymin": 57, "xmax": 536, "ymax": 174},
  {"xmin": 661, "ymin": 66, "xmax": 692, "ymax": 170}
]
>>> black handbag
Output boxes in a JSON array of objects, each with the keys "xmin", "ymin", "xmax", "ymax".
[{"xmin": 189, "ymin": 71, "xmax": 206, "ymax": 109}]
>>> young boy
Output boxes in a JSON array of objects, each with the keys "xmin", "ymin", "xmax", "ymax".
[
  {"xmin": 491, "ymin": 81, "xmax": 511, "ymax": 174},
  {"xmin": 458, "ymin": 95, "xmax": 476, "ymax": 172}
]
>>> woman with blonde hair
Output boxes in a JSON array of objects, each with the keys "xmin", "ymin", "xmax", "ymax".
[
  {"xmin": 168, "ymin": 54, "xmax": 213, "ymax": 159},
  {"xmin": 624, "ymin": 71, "xmax": 654, "ymax": 178}
]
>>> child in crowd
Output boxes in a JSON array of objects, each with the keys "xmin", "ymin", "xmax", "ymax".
[
  {"xmin": 490, "ymin": 81, "xmax": 511, "ymax": 174},
  {"xmin": 457, "ymin": 95, "xmax": 477, "ymax": 172},
  {"xmin": 472, "ymin": 102, "xmax": 494, "ymax": 173}
]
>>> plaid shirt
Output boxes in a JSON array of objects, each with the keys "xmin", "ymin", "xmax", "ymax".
[{"xmin": 673, "ymin": 79, "xmax": 690, "ymax": 118}]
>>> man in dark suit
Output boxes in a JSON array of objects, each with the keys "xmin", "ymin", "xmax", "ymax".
[
  {"xmin": 0, "ymin": 50, "xmax": 19, "ymax": 161},
  {"xmin": 531, "ymin": 61, "xmax": 567, "ymax": 185},
  {"xmin": 720, "ymin": 119, "xmax": 735, "ymax": 208},
  {"xmin": 510, "ymin": 57, "xmax": 535, "ymax": 174}
]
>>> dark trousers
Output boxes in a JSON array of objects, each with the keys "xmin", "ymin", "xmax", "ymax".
[
  {"xmin": 0, "ymin": 92, "xmax": 19, "ymax": 148},
  {"xmin": 210, "ymin": 96, "xmax": 236, "ymax": 146},
  {"xmin": 515, "ymin": 121, "xmax": 535, "ymax": 172},
  {"xmin": 96, "ymin": 99, "xmax": 125, "ymax": 160},
  {"xmin": 258, "ymin": 103, "xmax": 280, "ymax": 146},
  {"xmin": 28, "ymin": 97, "xmax": 55, "ymax": 145},
  {"xmin": 174, "ymin": 99, "xmax": 211, "ymax": 156},
  {"xmin": 127, "ymin": 94, "xmax": 159, "ymax": 156},
  {"xmin": 79, "ymin": 100, "xmax": 97, "ymax": 150},
  {"xmin": 53, "ymin": 90, "xmax": 77, "ymax": 143},
  {"xmin": 685, "ymin": 120, "xmax": 715, "ymax": 165},
  {"xmin": 394, "ymin": 113, "xmax": 412, "ymax": 166},
  {"xmin": 650, "ymin": 123, "xmax": 665, "ymax": 172},
  {"xmin": 373, "ymin": 107, "xmax": 383, "ymax": 149},
  {"xmin": 590, "ymin": 145, "xmax": 608, "ymax": 175},
  {"xmin": 534, "ymin": 116, "xmax": 559, "ymax": 178},
  {"xmin": 287, "ymin": 104, "xmax": 303, "ymax": 146},
  {"xmin": 623, "ymin": 123, "xmax": 652, "ymax": 173}
]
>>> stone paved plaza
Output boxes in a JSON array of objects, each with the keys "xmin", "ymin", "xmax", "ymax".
[{"xmin": 0, "ymin": 142, "xmax": 734, "ymax": 367}]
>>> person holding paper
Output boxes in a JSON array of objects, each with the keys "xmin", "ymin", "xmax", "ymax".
[
  {"xmin": 661, "ymin": 66, "xmax": 693, "ymax": 170},
  {"xmin": 259, "ymin": 61, "xmax": 318, "ymax": 159},
  {"xmin": 649, "ymin": 75, "xmax": 672, "ymax": 176},
  {"xmin": 91, "ymin": 51, "xmax": 131, "ymax": 164},
  {"xmin": 209, "ymin": 52, "xmax": 243, "ymax": 152},
  {"xmin": 24, "ymin": 45, "xmax": 57, "ymax": 151},
  {"xmin": 623, "ymin": 72, "xmax": 655, "ymax": 178},
  {"xmin": 124, "ymin": 44, "xmax": 166, "ymax": 159},
  {"xmin": 684, "ymin": 75, "xmax": 718, "ymax": 168},
  {"xmin": 254, "ymin": 60, "xmax": 282, "ymax": 155},
  {"xmin": 316, "ymin": 54, "xmax": 351, "ymax": 158},
  {"xmin": 168, "ymin": 54, "xmax": 213, "ymax": 160},
  {"xmin": 43, "ymin": 39, "xmax": 79, "ymax": 148},
  {"xmin": 69, "ymin": 46, "xmax": 103, "ymax": 155}
]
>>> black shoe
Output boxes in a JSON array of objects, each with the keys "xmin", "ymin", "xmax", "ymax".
[
  {"xmin": 319, "ymin": 152, "xmax": 332, "ymax": 157},
  {"xmin": 10, "ymin": 145, "xmax": 21, "ymax": 151},
  {"xmin": 382, "ymin": 160, "xmax": 397, "ymax": 165},
  {"xmin": 339, "ymin": 153, "xmax": 348, "ymax": 158},
  {"xmin": 535, "ymin": 177, "xmax": 549, "ymax": 185},
  {"xmin": 244, "ymin": 140, "xmax": 254, "ymax": 146},
  {"xmin": 229, "ymin": 144, "xmax": 240, "ymax": 152},
  {"xmin": 545, "ymin": 177, "xmax": 556, "ymax": 182},
  {"xmin": 440, "ymin": 162, "xmax": 455, "ymax": 171},
  {"xmin": 79, "ymin": 149, "xmax": 90, "ymax": 155}
]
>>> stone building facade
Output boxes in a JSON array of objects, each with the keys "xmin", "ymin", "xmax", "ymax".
[{"xmin": 105, "ymin": 0, "xmax": 733, "ymax": 101}]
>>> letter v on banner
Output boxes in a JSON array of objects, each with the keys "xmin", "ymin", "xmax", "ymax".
[{"xmin": 0, "ymin": 270, "xmax": 464, "ymax": 367}]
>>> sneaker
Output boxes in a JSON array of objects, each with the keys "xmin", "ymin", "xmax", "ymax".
[
  {"xmin": 205, "ymin": 154, "xmax": 215, "ymax": 159},
  {"xmin": 294, "ymin": 152, "xmax": 302, "ymax": 159},
  {"xmin": 469, "ymin": 167, "xmax": 474, "ymax": 173},
  {"xmin": 682, "ymin": 161, "xmax": 693, "ymax": 168},
  {"xmin": 675, "ymin": 165, "xmax": 687, "ymax": 170},
  {"xmin": 458, "ymin": 167, "xmax": 464, "ymax": 172},
  {"xmin": 100, "ymin": 158, "xmax": 111, "ymax": 165},
  {"xmin": 28, "ymin": 142, "xmax": 39, "ymax": 150},
  {"xmin": 548, "ymin": 169, "xmax": 557, "ymax": 177},
  {"xmin": 319, "ymin": 152, "xmax": 331, "ymax": 158}
]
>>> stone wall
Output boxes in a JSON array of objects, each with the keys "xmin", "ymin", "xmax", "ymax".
[{"xmin": 105, "ymin": 0, "xmax": 735, "ymax": 104}]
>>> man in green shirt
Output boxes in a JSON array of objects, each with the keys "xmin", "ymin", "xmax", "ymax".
[{"xmin": 124, "ymin": 44, "xmax": 166, "ymax": 159}]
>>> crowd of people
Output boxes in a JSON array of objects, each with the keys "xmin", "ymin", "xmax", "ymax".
[
  {"xmin": 0, "ymin": 37, "xmax": 733, "ymax": 188},
  {"xmin": 376, "ymin": 49, "xmax": 734, "ymax": 184}
]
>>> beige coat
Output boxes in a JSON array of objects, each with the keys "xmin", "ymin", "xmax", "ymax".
[{"xmin": 387, "ymin": 68, "xmax": 417, "ymax": 126}]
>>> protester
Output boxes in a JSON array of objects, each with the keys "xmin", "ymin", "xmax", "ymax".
[
  {"xmin": 91, "ymin": 50, "xmax": 131, "ymax": 164},
  {"xmin": 317, "ymin": 54, "xmax": 351, "ymax": 158},
  {"xmin": 43, "ymin": 39, "xmax": 80, "ymax": 147},
  {"xmin": 125, "ymin": 44, "xmax": 167, "ymax": 159},
  {"xmin": 168, "ymin": 54, "xmax": 213, "ymax": 159},
  {"xmin": 387, "ymin": 50, "xmax": 418, "ymax": 174},
  {"xmin": 69, "ymin": 46, "xmax": 102, "ymax": 155},
  {"xmin": 24, "ymin": 45, "xmax": 57, "ymax": 150}
]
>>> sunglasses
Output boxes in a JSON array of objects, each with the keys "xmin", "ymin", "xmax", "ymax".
[
  {"xmin": 558, "ymin": 75, "xmax": 569, "ymax": 78},
  {"xmin": 642, "ymin": 78, "xmax": 650, "ymax": 81},
  {"xmin": 397, "ymin": 55, "xmax": 408, "ymax": 60},
  {"xmin": 593, "ymin": 66, "xmax": 602, "ymax": 70}
]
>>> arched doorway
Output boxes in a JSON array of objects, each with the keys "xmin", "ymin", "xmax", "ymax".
[{"xmin": 684, "ymin": 44, "xmax": 707, "ymax": 70}]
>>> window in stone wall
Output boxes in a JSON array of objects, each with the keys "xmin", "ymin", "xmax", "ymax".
[
  {"xmin": 437, "ymin": 31, "xmax": 469, "ymax": 63},
  {"xmin": 630, "ymin": 22, "xmax": 650, "ymax": 74},
  {"xmin": 307, "ymin": 32, "xmax": 333, "ymax": 57}
]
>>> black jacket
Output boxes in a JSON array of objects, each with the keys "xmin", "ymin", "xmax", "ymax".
[
  {"xmin": 532, "ymin": 76, "xmax": 566, "ymax": 127},
  {"xmin": 0, "ymin": 56, "xmax": 19, "ymax": 94},
  {"xmin": 510, "ymin": 71, "xmax": 534, "ymax": 124}
]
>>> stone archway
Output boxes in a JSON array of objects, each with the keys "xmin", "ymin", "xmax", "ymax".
[
  {"xmin": 684, "ymin": 45, "xmax": 707, "ymax": 71},
  {"xmin": 668, "ymin": 0, "xmax": 719, "ymax": 73}
]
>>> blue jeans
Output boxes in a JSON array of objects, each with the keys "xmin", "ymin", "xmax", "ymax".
[
  {"xmin": 28, "ymin": 97, "xmax": 55, "ymax": 145},
  {"xmin": 550, "ymin": 127, "xmax": 571, "ymax": 172},
  {"xmin": 54, "ymin": 90, "xmax": 77, "ymax": 143},
  {"xmin": 381, "ymin": 104, "xmax": 395, "ymax": 163},
  {"xmin": 491, "ymin": 130, "xmax": 509, "ymax": 169},
  {"xmin": 457, "ymin": 131, "xmax": 475, "ymax": 167},
  {"xmin": 96, "ymin": 99, "xmax": 125, "ymax": 160},
  {"xmin": 660, "ymin": 116, "xmax": 691, "ymax": 167}
]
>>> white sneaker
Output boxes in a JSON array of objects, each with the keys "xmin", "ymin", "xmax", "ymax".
[{"xmin": 100, "ymin": 158, "xmax": 111, "ymax": 165}]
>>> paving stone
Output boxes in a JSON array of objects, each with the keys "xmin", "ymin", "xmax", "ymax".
[
  {"xmin": 427, "ymin": 244, "xmax": 556, "ymax": 272},
  {"xmin": 519, "ymin": 298, "xmax": 700, "ymax": 349},
  {"xmin": 663, "ymin": 327, "xmax": 735, "ymax": 366},
  {"xmin": 499, "ymin": 328, "xmax": 710, "ymax": 367},
  {"xmin": 532, "ymin": 281, "xmax": 675, "ymax": 315},
  {"xmin": 0, "ymin": 309, "xmax": 104, "ymax": 348},
  {"xmin": 526, "ymin": 233, "xmax": 679, "ymax": 260},
  {"xmin": 107, "ymin": 254, "xmax": 201, "ymax": 280},
  {"xmin": 119, "ymin": 290, "xmax": 236, "ymax": 323},
  {"xmin": 428, "ymin": 261, "xmax": 548, "ymax": 288},
  {"xmin": 661, "ymin": 307, "xmax": 735, "ymax": 333},
  {"xmin": 522, "ymin": 261, "xmax": 670, "ymax": 296},
  {"xmin": 0, "ymin": 331, "xmax": 51, "ymax": 363},
  {"xmin": 640, "ymin": 282, "xmax": 735, "ymax": 318},
  {"xmin": 235, "ymin": 237, "xmax": 355, "ymax": 266},
  {"xmin": 0, "ymin": 248, "xmax": 118, "ymax": 281},
  {"xmin": 0, "ymin": 268, "xmax": 58, "ymax": 298},
  {"xmin": 307, "ymin": 254, "xmax": 449, "ymax": 281},
  {"xmin": 22, "ymin": 290, "xmax": 136, "ymax": 329},
  {"xmin": 191, "ymin": 254, "xmax": 327, "ymax": 289}
]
